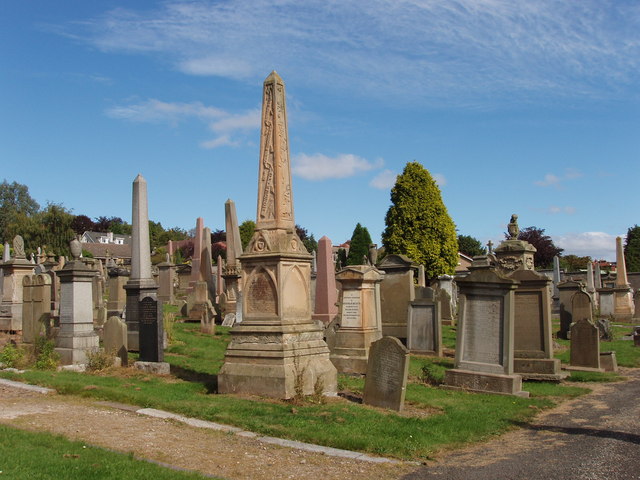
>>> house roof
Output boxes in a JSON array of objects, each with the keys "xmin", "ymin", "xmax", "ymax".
[
  {"xmin": 82, "ymin": 231, "xmax": 132, "ymax": 244},
  {"xmin": 81, "ymin": 243, "xmax": 132, "ymax": 259}
]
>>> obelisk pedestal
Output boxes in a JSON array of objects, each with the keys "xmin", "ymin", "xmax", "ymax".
[
  {"xmin": 612, "ymin": 236, "xmax": 633, "ymax": 320},
  {"xmin": 0, "ymin": 236, "xmax": 35, "ymax": 332}
]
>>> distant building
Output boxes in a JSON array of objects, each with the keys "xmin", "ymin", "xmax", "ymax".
[{"xmin": 81, "ymin": 231, "xmax": 131, "ymax": 263}]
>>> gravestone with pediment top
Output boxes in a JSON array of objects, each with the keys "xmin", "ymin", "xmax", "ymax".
[{"xmin": 443, "ymin": 256, "xmax": 528, "ymax": 397}]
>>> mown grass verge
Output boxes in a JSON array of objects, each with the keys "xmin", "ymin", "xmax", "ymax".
[{"xmin": 0, "ymin": 424, "xmax": 211, "ymax": 479}]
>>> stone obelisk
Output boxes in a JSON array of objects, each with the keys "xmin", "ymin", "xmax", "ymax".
[
  {"xmin": 124, "ymin": 174, "xmax": 161, "ymax": 355},
  {"xmin": 221, "ymin": 199, "xmax": 243, "ymax": 318},
  {"xmin": 613, "ymin": 236, "xmax": 634, "ymax": 318},
  {"xmin": 218, "ymin": 71, "xmax": 337, "ymax": 398}
]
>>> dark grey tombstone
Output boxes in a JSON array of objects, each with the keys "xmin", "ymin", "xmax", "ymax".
[
  {"xmin": 570, "ymin": 318, "xmax": 600, "ymax": 369},
  {"xmin": 138, "ymin": 296, "xmax": 163, "ymax": 362},
  {"xmin": 407, "ymin": 287, "xmax": 442, "ymax": 356},
  {"xmin": 363, "ymin": 336, "xmax": 409, "ymax": 412}
]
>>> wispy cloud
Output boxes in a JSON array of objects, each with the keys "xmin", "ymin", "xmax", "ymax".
[
  {"xmin": 292, "ymin": 153, "xmax": 382, "ymax": 181},
  {"xmin": 106, "ymin": 99, "xmax": 258, "ymax": 148},
  {"xmin": 554, "ymin": 231, "xmax": 618, "ymax": 260},
  {"xmin": 59, "ymin": 1, "xmax": 640, "ymax": 106},
  {"xmin": 548, "ymin": 206, "xmax": 576, "ymax": 215},
  {"xmin": 534, "ymin": 168, "xmax": 583, "ymax": 188},
  {"xmin": 433, "ymin": 173, "xmax": 447, "ymax": 187},
  {"xmin": 370, "ymin": 169, "xmax": 397, "ymax": 190}
]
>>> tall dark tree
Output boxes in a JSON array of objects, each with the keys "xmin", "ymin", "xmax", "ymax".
[
  {"xmin": 382, "ymin": 161, "xmax": 458, "ymax": 277},
  {"xmin": 624, "ymin": 225, "xmax": 640, "ymax": 272},
  {"xmin": 513, "ymin": 226, "xmax": 563, "ymax": 269},
  {"xmin": 457, "ymin": 234, "xmax": 486, "ymax": 257},
  {"xmin": 71, "ymin": 214, "xmax": 95, "ymax": 235},
  {"xmin": 347, "ymin": 223, "xmax": 373, "ymax": 265}
]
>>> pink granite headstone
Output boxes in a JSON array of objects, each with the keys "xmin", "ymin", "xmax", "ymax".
[{"xmin": 312, "ymin": 236, "xmax": 338, "ymax": 326}]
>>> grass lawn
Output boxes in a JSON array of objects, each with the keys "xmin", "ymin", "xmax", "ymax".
[
  {"xmin": 0, "ymin": 424, "xmax": 211, "ymax": 479},
  {"xmin": 0, "ymin": 322, "xmax": 596, "ymax": 461}
]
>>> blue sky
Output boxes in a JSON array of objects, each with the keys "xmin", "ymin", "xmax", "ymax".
[{"xmin": 1, "ymin": 1, "xmax": 638, "ymax": 261}]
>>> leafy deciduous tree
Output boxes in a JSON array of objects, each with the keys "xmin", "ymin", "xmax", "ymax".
[
  {"xmin": 239, "ymin": 220, "xmax": 256, "ymax": 250},
  {"xmin": 457, "ymin": 234, "xmax": 487, "ymax": 258},
  {"xmin": 513, "ymin": 226, "xmax": 563, "ymax": 269},
  {"xmin": 0, "ymin": 180, "xmax": 40, "ymax": 242},
  {"xmin": 560, "ymin": 254, "xmax": 592, "ymax": 272},
  {"xmin": 382, "ymin": 161, "xmax": 458, "ymax": 278},
  {"xmin": 624, "ymin": 225, "xmax": 640, "ymax": 272}
]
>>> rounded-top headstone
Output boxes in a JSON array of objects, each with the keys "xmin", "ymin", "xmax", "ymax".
[{"xmin": 70, "ymin": 238, "xmax": 82, "ymax": 260}]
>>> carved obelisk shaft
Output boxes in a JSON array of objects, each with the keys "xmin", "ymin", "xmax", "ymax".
[{"xmin": 256, "ymin": 71, "xmax": 294, "ymax": 232}]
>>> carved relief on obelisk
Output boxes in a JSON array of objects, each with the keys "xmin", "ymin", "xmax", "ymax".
[{"xmin": 256, "ymin": 71, "xmax": 294, "ymax": 231}]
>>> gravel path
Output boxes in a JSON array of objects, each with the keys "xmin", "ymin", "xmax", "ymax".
[{"xmin": 404, "ymin": 368, "xmax": 640, "ymax": 480}]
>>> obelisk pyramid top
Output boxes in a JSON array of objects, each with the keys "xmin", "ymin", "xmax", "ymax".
[{"xmin": 255, "ymin": 70, "xmax": 294, "ymax": 231}]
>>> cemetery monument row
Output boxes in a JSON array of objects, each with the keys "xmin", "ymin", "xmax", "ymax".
[{"xmin": 218, "ymin": 71, "xmax": 337, "ymax": 398}]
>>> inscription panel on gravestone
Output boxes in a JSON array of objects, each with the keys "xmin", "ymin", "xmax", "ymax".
[
  {"xmin": 462, "ymin": 295, "xmax": 503, "ymax": 366},
  {"xmin": 409, "ymin": 305, "xmax": 435, "ymax": 352},
  {"xmin": 140, "ymin": 297, "xmax": 157, "ymax": 325},
  {"xmin": 514, "ymin": 291, "xmax": 544, "ymax": 352},
  {"xmin": 341, "ymin": 290, "xmax": 361, "ymax": 328},
  {"xmin": 246, "ymin": 271, "xmax": 277, "ymax": 316}
]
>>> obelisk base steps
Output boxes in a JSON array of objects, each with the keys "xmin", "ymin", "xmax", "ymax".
[{"xmin": 443, "ymin": 369, "xmax": 529, "ymax": 397}]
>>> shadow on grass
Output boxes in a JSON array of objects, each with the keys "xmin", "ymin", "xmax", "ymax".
[
  {"xmin": 168, "ymin": 364, "xmax": 218, "ymax": 394},
  {"xmin": 338, "ymin": 391, "xmax": 363, "ymax": 404},
  {"xmin": 512, "ymin": 421, "xmax": 640, "ymax": 445}
]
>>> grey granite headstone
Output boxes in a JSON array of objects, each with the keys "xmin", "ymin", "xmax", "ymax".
[
  {"xmin": 362, "ymin": 336, "xmax": 409, "ymax": 411},
  {"xmin": 407, "ymin": 287, "xmax": 441, "ymax": 355}
]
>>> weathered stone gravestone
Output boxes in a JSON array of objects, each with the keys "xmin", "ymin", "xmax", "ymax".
[
  {"xmin": 218, "ymin": 72, "xmax": 337, "ymax": 399},
  {"xmin": 363, "ymin": 336, "xmax": 409, "ymax": 411},
  {"xmin": 633, "ymin": 290, "xmax": 640, "ymax": 320},
  {"xmin": 157, "ymin": 253, "xmax": 175, "ymax": 306},
  {"xmin": 568, "ymin": 292, "xmax": 602, "ymax": 371},
  {"xmin": 55, "ymin": 239, "xmax": 99, "ymax": 365},
  {"xmin": 0, "ymin": 235, "xmax": 35, "ymax": 332},
  {"xmin": 612, "ymin": 236, "xmax": 634, "ymax": 320},
  {"xmin": 221, "ymin": 199, "xmax": 243, "ymax": 318},
  {"xmin": 103, "ymin": 316, "xmax": 128, "ymax": 367},
  {"xmin": 437, "ymin": 288, "xmax": 454, "ymax": 326},
  {"xmin": 22, "ymin": 274, "xmax": 52, "ymax": 344},
  {"xmin": 330, "ymin": 265, "xmax": 383, "ymax": 374},
  {"xmin": 407, "ymin": 287, "xmax": 442, "ymax": 356},
  {"xmin": 378, "ymin": 254, "xmax": 417, "ymax": 340},
  {"xmin": 509, "ymin": 269, "xmax": 562, "ymax": 380},
  {"xmin": 312, "ymin": 236, "xmax": 339, "ymax": 327},
  {"xmin": 107, "ymin": 267, "xmax": 128, "ymax": 318},
  {"xmin": 443, "ymin": 256, "xmax": 528, "ymax": 397},
  {"xmin": 598, "ymin": 289, "xmax": 614, "ymax": 316},
  {"xmin": 557, "ymin": 279, "xmax": 585, "ymax": 339}
]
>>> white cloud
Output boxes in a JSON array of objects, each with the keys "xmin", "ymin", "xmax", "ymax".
[
  {"xmin": 106, "ymin": 99, "xmax": 259, "ymax": 149},
  {"xmin": 433, "ymin": 173, "xmax": 447, "ymax": 187},
  {"xmin": 554, "ymin": 231, "xmax": 619, "ymax": 261},
  {"xmin": 292, "ymin": 153, "xmax": 382, "ymax": 181},
  {"xmin": 370, "ymin": 169, "xmax": 397, "ymax": 190},
  {"xmin": 534, "ymin": 173, "xmax": 561, "ymax": 188},
  {"xmin": 548, "ymin": 205, "xmax": 576, "ymax": 215},
  {"xmin": 61, "ymin": 1, "xmax": 640, "ymax": 106}
]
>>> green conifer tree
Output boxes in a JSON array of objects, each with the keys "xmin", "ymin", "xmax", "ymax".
[
  {"xmin": 382, "ymin": 161, "xmax": 458, "ymax": 278},
  {"xmin": 347, "ymin": 223, "xmax": 373, "ymax": 265},
  {"xmin": 624, "ymin": 225, "xmax": 640, "ymax": 272}
]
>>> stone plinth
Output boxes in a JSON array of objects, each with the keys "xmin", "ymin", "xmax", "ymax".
[
  {"xmin": 494, "ymin": 239, "xmax": 536, "ymax": 274},
  {"xmin": 55, "ymin": 253, "xmax": 99, "ymax": 365},
  {"xmin": 363, "ymin": 336, "xmax": 409, "ymax": 411},
  {"xmin": 557, "ymin": 279, "xmax": 585, "ymax": 340},
  {"xmin": 22, "ymin": 274, "xmax": 52, "ymax": 343},
  {"xmin": 407, "ymin": 287, "xmax": 442, "ymax": 356},
  {"xmin": 509, "ymin": 269, "xmax": 563, "ymax": 381},
  {"xmin": 443, "ymin": 257, "xmax": 528, "ymax": 397},
  {"xmin": 0, "ymin": 248, "xmax": 35, "ymax": 332},
  {"xmin": 217, "ymin": 71, "xmax": 336, "ymax": 399},
  {"xmin": 330, "ymin": 265, "xmax": 383, "ymax": 374},
  {"xmin": 378, "ymin": 254, "xmax": 417, "ymax": 340}
]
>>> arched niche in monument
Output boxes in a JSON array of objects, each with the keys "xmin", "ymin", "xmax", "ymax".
[
  {"xmin": 245, "ymin": 266, "xmax": 278, "ymax": 316},
  {"xmin": 282, "ymin": 264, "xmax": 309, "ymax": 319}
]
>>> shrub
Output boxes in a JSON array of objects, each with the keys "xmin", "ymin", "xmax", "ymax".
[{"xmin": 33, "ymin": 337, "xmax": 60, "ymax": 370}]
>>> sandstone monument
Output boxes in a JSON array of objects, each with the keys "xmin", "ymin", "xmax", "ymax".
[{"xmin": 218, "ymin": 71, "xmax": 337, "ymax": 398}]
